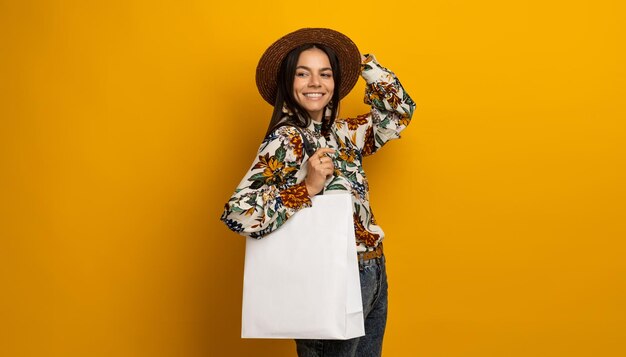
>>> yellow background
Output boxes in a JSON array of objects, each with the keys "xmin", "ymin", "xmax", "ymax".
[{"xmin": 1, "ymin": 0, "xmax": 625, "ymax": 356}]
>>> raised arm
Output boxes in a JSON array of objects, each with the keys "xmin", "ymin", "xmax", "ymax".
[
  {"xmin": 336, "ymin": 54, "xmax": 416, "ymax": 156},
  {"xmin": 220, "ymin": 126, "xmax": 312, "ymax": 238}
]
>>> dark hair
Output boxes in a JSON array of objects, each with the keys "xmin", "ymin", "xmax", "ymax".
[{"xmin": 264, "ymin": 44, "xmax": 342, "ymax": 138}]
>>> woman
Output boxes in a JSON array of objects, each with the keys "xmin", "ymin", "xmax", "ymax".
[{"xmin": 221, "ymin": 28, "xmax": 415, "ymax": 357}]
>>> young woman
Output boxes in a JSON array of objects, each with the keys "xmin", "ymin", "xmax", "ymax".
[{"xmin": 221, "ymin": 28, "xmax": 415, "ymax": 357}]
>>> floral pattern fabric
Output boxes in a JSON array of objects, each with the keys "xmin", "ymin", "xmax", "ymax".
[{"xmin": 221, "ymin": 54, "xmax": 415, "ymax": 251}]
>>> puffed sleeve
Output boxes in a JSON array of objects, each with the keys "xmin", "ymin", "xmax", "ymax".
[
  {"xmin": 220, "ymin": 126, "xmax": 312, "ymax": 238},
  {"xmin": 335, "ymin": 54, "xmax": 416, "ymax": 156}
]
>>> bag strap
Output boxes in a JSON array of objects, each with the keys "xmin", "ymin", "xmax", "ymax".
[{"xmin": 292, "ymin": 126, "xmax": 324, "ymax": 196}]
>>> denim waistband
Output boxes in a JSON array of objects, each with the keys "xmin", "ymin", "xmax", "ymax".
[{"xmin": 358, "ymin": 254, "xmax": 385, "ymax": 270}]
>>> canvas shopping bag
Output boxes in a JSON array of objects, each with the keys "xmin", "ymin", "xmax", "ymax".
[{"xmin": 241, "ymin": 193, "xmax": 365, "ymax": 339}]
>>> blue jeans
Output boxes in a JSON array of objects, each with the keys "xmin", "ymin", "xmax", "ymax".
[{"xmin": 295, "ymin": 255, "xmax": 388, "ymax": 357}]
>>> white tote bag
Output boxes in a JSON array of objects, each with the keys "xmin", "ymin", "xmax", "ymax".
[{"xmin": 241, "ymin": 193, "xmax": 365, "ymax": 339}]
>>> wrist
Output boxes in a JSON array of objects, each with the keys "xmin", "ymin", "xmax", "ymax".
[
  {"xmin": 306, "ymin": 179, "xmax": 324, "ymax": 197},
  {"xmin": 305, "ymin": 181, "xmax": 314, "ymax": 197}
]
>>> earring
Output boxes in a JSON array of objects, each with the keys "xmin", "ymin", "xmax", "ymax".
[
  {"xmin": 281, "ymin": 102, "xmax": 294, "ymax": 116},
  {"xmin": 324, "ymin": 101, "xmax": 334, "ymax": 120}
]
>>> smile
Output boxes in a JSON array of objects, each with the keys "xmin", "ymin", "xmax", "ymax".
[{"xmin": 303, "ymin": 93, "xmax": 325, "ymax": 98}]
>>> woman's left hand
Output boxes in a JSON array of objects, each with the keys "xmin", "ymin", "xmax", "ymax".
[{"xmin": 304, "ymin": 148, "xmax": 336, "ymax": 197}]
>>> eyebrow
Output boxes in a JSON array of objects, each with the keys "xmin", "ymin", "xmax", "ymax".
[{"xmin": 296, "ymin": 65, "xmax": 333, "ymax": 72}]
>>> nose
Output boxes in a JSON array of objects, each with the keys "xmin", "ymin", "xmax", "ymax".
[{"xmin": 308, "ymin": 74, "xmax": 321, "ymax": 87}]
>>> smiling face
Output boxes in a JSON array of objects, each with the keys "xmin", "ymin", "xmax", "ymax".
[{"xmin": 292, "ymin": 47, "xmax": 335, "ymax": 122}]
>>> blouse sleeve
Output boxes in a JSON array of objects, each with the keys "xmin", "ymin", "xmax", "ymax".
[
  {"xmin": 337, "ymin": 54, "xmax": 416, "ymax": 156},
  {"xmin": 220, "ymin": 125, "xmax": 312, "ymax": 238}
]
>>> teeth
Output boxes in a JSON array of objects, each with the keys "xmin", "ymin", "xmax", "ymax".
[{"xmin": 304, "ymin": 93, "xmax": 323, "ymax": 98}]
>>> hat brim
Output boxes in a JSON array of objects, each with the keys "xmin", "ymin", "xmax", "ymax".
[{"xmin": 256, "ymin": 28, "xmax": 361, "ymax": 106}]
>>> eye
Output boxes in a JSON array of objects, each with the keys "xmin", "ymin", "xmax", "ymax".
[
  {"xmin": 295, "ymin": 72, "xmax": 308, "ymax": 78},
  {"xmin": 321, "ymin": 72, "xmax": 333, "ymax": 78}
]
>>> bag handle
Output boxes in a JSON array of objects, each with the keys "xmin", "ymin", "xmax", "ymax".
[
  {"xmin": 292, "ymin": 126, "xmax": 324, "ymax": 196},
  {"xmin": 292, "ymin": 126, "xmax": 316, "ymax": 158}
]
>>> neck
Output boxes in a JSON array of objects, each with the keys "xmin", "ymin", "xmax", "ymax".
[{"xmin": 309, "ymin": 110, "xmax": 323, "ymax": 123}]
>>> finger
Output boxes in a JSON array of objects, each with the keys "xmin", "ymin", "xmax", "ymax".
[
  {"xmin": 312, "ymin": 162, "xmax": 334, "ymax": 175},
  {"xmin": 312, "ymin": 164, "xmax": 333, "ymax": 174},
  {"xmin": 319, "ymin": 156, "xmax": 333, "ymax": 164},
  {"xmin": 314, "ymin": 148, "xmax": 335, "ymax": 157},
  {"xmin": 315, "ymin": 157, "xmax": 333, "ymax": 166},
  {"xmin": 309, "ymin": 155, "xmax": 324, "ymax": 165},
  {"xmin": 316, "ymin": 157, "xmax": 328, "ymax": 166},
  {"xmin": 321, "ymin": 163, "xmax": 335, "ymax": 173}
]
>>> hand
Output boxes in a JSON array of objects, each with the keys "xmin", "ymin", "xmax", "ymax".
[{"xmin": 305, "ymin": 148, "xmax": 336, "ymax": 196}]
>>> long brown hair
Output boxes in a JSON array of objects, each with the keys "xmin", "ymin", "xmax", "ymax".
[{"xmin": 264, "ymin": 44, "xmax": 342, "ymax": 138}]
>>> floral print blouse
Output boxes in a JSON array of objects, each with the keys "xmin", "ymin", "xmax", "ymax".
[{"xmin": 221, "ymin": 54, "xmax": 415, "ymax": 252}]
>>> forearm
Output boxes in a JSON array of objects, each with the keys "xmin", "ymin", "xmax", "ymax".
[
  {"xmin": 361, "ymin": 54, "xmax": 417, "ymax": 155},
  {"xmin": 220, "ymin": 126, "xmax": 312, "ymax": 238}
]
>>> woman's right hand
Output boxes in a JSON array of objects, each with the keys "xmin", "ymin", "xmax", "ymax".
[{"xmin": 304, "ymin": 148, "xmax": 336, "ymax": 196}]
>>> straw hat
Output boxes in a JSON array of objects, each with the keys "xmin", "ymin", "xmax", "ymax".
[{"xmin": 255, "ymin": 28, "xmax": 361, "ymax": 105}]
